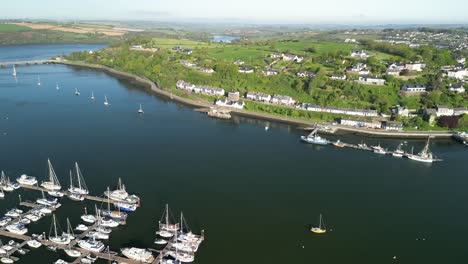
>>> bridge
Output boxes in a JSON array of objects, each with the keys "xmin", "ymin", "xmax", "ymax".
[{"xmin": 0, "ymin": 60, "xmax": 53, "ymax": 67}]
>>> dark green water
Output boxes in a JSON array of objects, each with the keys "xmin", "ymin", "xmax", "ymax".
[{"xmin": 0, "ymin": 45, "xmax": 467, "ymax": 264}]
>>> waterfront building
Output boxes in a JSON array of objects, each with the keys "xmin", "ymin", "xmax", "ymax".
[
  {"xmin": 215, "ymin": 99, "xmax": 245, "ymax": 109},
  {"xmin": 246, "ymin": 92, "xmax": 272, "ymax": 102},
  {"xmin": 339, "ymin": 118, "xmax": 382, "ymax": 129},
  {"xmin": 381, "ymin": 121, "xmax": 403, "ymax": 131},
  {"xmin": 228, "ymin": 91, "xmax": 240, "ymax": 102},
  {"xmin": 271, "ymin": 94, "xmax": 295, "ymax": 106}
]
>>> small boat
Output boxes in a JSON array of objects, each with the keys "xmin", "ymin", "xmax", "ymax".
[
  {"xmin": 407, "ymin": 137, "xmax": 437, "ymax": 163},
  {"xmin": 37, "ymin": 191, "xmax": 58, "ymax": 206},
  {"xmin": 75, "ymin": 224, "xmax": 88, "ymax": 232},
  {"xmin": 374, "ymin": 148, "xmax": 387, "ymax": 155},
  {"xmin": 1, "ymin": 171, "xmax": 17, "ymax": 192},
  {"xmin": 121, "ymin": 247, "xmax": 154, "ymax": 263},
  {"xmin": 331, "ymin": 140, "xmax": 345, "ymax": 148},
  {"xmin": 68, "ymin": 163, "xmax": 89, "ymax": 195},
  {"xmin": 24, "ymin": 214, "xmax": 40, "ymax": 222},
  {"xmin": 54, "ymin": 259, "xmax": 68, "ymax": 264},
  {"xmin": 5, "ymin": 209, "xmax": 21, "ymax": 218},
  {"xmin": 77, "ymin": 238, "xmax": 105, "ymax": 252},
  {"xmin": 75, "ymin": 88, "xmax": 80, "ymax": 96},
  {"xmin": 0, "ymin": 217, "xmax": 12, "ymax": 226},
  {"xmin": 16, "ymin": 174, "xmax": 38, "ymax": 186},
  {"xmin": 41, "ymin": 159, "xmax": 62, "ymax": 191},
  {"xmin": 138, "ymin": 104, "xmax": 144, "ymax": 114},
  {"xmin": 20, "ymin": 217, "xmax": 31, "ymax": 225},
  {"xmin": 37, "ymin": 75, "xmax": 41, "ymax": 86},
  {"xmin": 300, "ymin": 128, "xmax": 328, "ymax": 145},
  {"xmin": 357, "ymin": 142, "xmax": 372, "ymax": 151},
  {"xmin": 95, "ymin": 225, "xmax": 112, "ymax": 234},
  {"xmin": 265, "ymin": 126, "xmax": 269, "ymax": 131},
  {"xmin": 0, "ymin": 257, "xmax": 13, "ymax": 264},
  {"xmin": 86, "ymin": 231, "xmax": 109, "ymax": 240},
  {"xmin": 81, "ymin": 207, "xmax": 97, "ymax": 224},
  {"xmin": 64, "ymin": 248, "xmax": 81, "ymax": 258},
  {"xmin": 56, "ymin": 83, "xmax": 60, "ymax": 90},
  {"xmin": 17, "ymin": 248, "xmax": 28, "ymax": 255},
  {"xmin": 154, "ymin": 239, "xmax": 168, "ymax": 245},
  {"xmin": 0, "ymin": 189, "xmax": 4, "ymax": 198},
  {"xmin": 113, "ymin": 202, "xmax": 137, "ymax": 212},
  {"xmin": 99, "ymin": 217, "xmax": 119, "ymax": 228},
  {"xmin": 49, "ymin": 214, "xmax": 71, "ymax": 245},
  {"xmin": 5, "ymin": 223, "xmax": 28, "ymax": 235},
  {"xmin": 104, "ymin": 96, "xmax": 110, "ymax": 106},
  {"xmin": 48, "ymin": 190, "xmax": 64, "ymax": 197},
  {"xmin": 310, "ymin": 214, "xmax": 326, "ymax": 234},
  {"xmin": 85, "ymin": 254, "xmax": 98, "ymax": 262},
  {"xmin": 464, "ymin": 141, "xmax": 468, "ymax": 147},
  {"xmin": 392, "ymin": 143, "xmax": 405, "ymax": 157},
  {"xmin": 39, "ymin": 206, "xmax": 52, "ymax": 214},
  {"xmin": 104, "ymin": 178, "xmax": 140, "ymax": 204},
  {"xmin": 47, "ymin": 245, "xmax": 58, "ymax": 252},
  {"xmin": 12, "ymin": 65, "xmax": 16, "ymax": 77},
  {"xmin": 91, "ymin": 91, "xmax": 95, "ymax": 100},
  {"xmin": 27, "ymin": 239, "xmax": 42, "ymax": 248},
  {"xmin": 68, "ymin": 193, "xmax": 84, "ymax": 201}
]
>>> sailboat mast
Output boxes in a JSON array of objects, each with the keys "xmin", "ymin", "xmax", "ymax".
[
  {"xmin": 107, "ymin": 187, "xmax": 110, "ymax": 211},
  {"xmin": 69, "ymin": 170, "xmax": 73, "ymax": 189},
  {"xmin": 319, "ymin": 214, "xmax": 322, "ymax": 229},
  {"xmin": 76, "ymin": 163, "xmax": 82, "ymax": 190},
  {"xmin": 166, "ymin": 204, "xmax": 169, "ymax": 226},
  {"xmin": 53, "ymin": 214, "xmax": 58, "ymax": 238}
]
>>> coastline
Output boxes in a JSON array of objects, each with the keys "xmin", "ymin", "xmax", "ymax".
[{"xmin": 52, "ymin": 60, "xmax": 457, "ymax": 139}]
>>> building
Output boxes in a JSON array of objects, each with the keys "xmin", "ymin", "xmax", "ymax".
[
  {"xmin": 183, "ymin": 49, "xmax": 193, "ymax": 55},
  {"xmin": 381, "ymin": 121, "xmax": 403, "ymax": 131},
  {"xmin": 297, "ymin": 71, "xmax": 316, "ymax": 78},
  {"xmin": 446, "ymin": 69, "xmax": 468, "ymax": 80},
  {"xmin": 180, "ymin": 60, "xmax": 196, "ymax": 67},
  {"xmin": 401, "ymin": 84, "xmax": 427, "ymax": 93},
  {"xmin": 391, "ymin": 106, "xmax": 410, "ymax": 117},
  {"xmin": 271, "ymin": 95, "xmax": 295, "ymax": 106},
  {"xmin": 330, "ymin": 75, "xmax": 346, "ymax": 80},
  {"xmin": 423, "ymin": 109, "xmax": 437, "ymax": 124},
  {"xmin": 347, "ymin": 63, "xmax": 369, "ymax": 75},
  {"xmin": 448, "ymin": 83, "xmax": 465, "ymax": 93},
  {"xmin": 386, "ymin": 63, "xmax": 405, "ymax": 76},
  {"xmin": 357, "ymin": 76, "xmax": 385, "ymax": 86},
  {"xmin": 456, "ymin": 57, "xmax": 466, "ymax": 64},
  {"xmin": 246, "ymin": 92, "xmax": 272, "ymax": 102},
  {"xmin": 454, "ymin": 108, "xmax": 468, "ymax": 116},
  {"xmin": 282, "ymin": 54, "xmax": 303, "ymax": 63},
  {"xmin": 176, "ymin": 80, "xmax": 224, "ymax": 96},
  {"xmin": 339, "ymin": 118, "xmax": 382, "ymax": 129},
  {"xmin": 238, "ymin": 67, "xmax": 254, "ymax": 73},
  {"xmin": 350, "ymin": 50, "xmax": 369, "ymax": 59},
  {"xmin": 344, "ymin": 39, "xmax": 356, "ymax": 43},
  {"xmin": 130, "ymin": 45, "xmax": 143, "ymax": 50},
  {"xmin": 228, "ymin": 91, "xmax": 240, "ymax": 102},
  {"xmin": 436, "ymin": 105, "xmax": 454, "ymax": 117},
  {"xmin": 262, "ymin": 69, "xmax": 278, "ymax": 76},
  {"xmin": 233, "ymin": 60, "xmax": 245, "ymax": 66},
  {"xmin": 215, "ymin": 99, "xmax": 245, "ymax": 109},
  {"xmin": 305, "ymin": 105, "xmax": 378, "ymax": 117},
  {"xmin": 269, "ymin": 53, "xmax": 284, "ymax": 59},
  {"xmin": 405, "ymin": 63, "xmax": 426, "ymax": 72},
  {"xmin": 200, "ymin": 68, "xmax": 215, "ymax": 74}
]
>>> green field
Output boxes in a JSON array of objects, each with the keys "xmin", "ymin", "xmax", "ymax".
[
  {"xmin": 151, "ymin": 37, "xmax": 219, "ymax": 49},
  {"xmin": 0, "ymin": 24, "xmax": 30, "ymax": 32}
]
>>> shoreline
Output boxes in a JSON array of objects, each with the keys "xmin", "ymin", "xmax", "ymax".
[{"xmin": 52, "ymin": 60, "xmax": 457, "ymax": 140}]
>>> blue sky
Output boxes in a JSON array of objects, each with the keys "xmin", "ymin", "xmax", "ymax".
[{"xmin": 1, "ymin": 0, "xmax": 467, "ymax": 24}]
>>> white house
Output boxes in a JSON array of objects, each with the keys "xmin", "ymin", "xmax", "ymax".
[
  {"xmin": 246, "ymin": 92, "xmax": 272, "ymax": 102},
  {"xmin": 215, "ymin": 99, "xmax": 245, "ymax": 109},
  {"xmin": 456, "ymin": 58, "xmax": 466, "ymax": 64},
  {"xmin": 344, "ymin": 39, "xmax": 356, "ymax": 43},
  {"xmin": 401, "ymin": 84, "xmax": 427, "ymax": 93},
  {"xmin": 262, "ymin": 69, "xmax": 278, "ymax": 76},
  {"xmin": 183, "ymin": 49, "xmax": 193, "ymax": 55},
  {"xmin": 270, "ymin": 53, "xmax": 284, "ymax": 59},
  {"xmin": 448, "ymin": 83, "xmax": 465, "ymax": 93},
  {"xmin": 454, "ymin": 108, "xmax": 468, "ymax": 116},
  {"xmin": 357, "ymin": 76, "xmax": 385, "ymax": 86},
  {"xmin": 436, "ymin": 105, "xmax": 454, "ymax": 117},
  {"xmin": 271, "ymin": 95, "xmax": 295, "ymax": 106},
  {"xmin": 330, "ymin": 75, "xmax": 346, "ymax": 80},
  {"xmin": 340, "ymin": 118, "xmax": 382, "ymax": 129},
  {"xmin": 297, "ymin": 71, "xmax": 316, "ymax": 78},
  {"xmin": 405, "ymin": 63, "xmax": 426, "ymax": 72},
  {"xmin": 350, "ymin": 50, "xmax": 369, "ymax": 59},
  {"xmin": 447, "ymin": 69, "xmax": 468, "ymax": 80},
  {"xmin": 381, "ymin": 121, "xmax": 403, "ymax": 131},
  {"xmin": 386, "ymin": 63, "xmax": 405, "ymax": 76},
  {"xmin": 305, "ymin": 105, "xmax": 378, "ymax": 117},
  {"xmin": 282, "ymin": 54, "xmax": 303, "ymax": 63},
  {"xmin": 238, "ymin": 67, "xmax": 254, "ymax": 73},
  {"xmin": 176, "ymin": 80, "xmax": 224, "ymax": 96},
  {"xmin": 233, "ymin": 60, "xmax": 245, "ymax": 66},
  {"xmin": 200, "ymin": 68, "xmax": 215, "ymax": 74}
]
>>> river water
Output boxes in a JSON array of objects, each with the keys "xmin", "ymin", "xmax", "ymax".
[{"xmin": 0, "ymin": 44, "xmax": 467, "ymax": 264}]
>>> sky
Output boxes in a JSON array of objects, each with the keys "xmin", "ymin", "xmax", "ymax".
[{"xmin": 1, "ymin": 0, "xmax": 467, "ymax": 24}]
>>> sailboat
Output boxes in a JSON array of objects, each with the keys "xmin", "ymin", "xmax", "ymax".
[
  {"xmin": 102, "ymin": 187, "xmax": 128, "ymax": 222},
  {"xmin": 91, "ymin": 91, "xmax": 95, "ymax": 100},
  {"xmin": 56, "ymin": 83, "xmax": 60, "ymax": 90},
  {"xmin": 62, "ymin": 218, "xmax": 76, "ymax": 240},
  {"xmin": 138, "ymin": 104, "xmax": 144, "ymax": 114},
  {"xmin": 41, "ymin": 159, "xmax": 62, "ymax": 191},
  {"xmin": 0, "ymin": 171, "xmax": 17, "ymax": 192},
  {"xmin": 75, "ymin": 88, "xmax": 80, "ymax": 96},
  {"xmin": 48, "ymin": 214, "xmax": 70, "ymax": 245},
  {"xmin": 392, "ymin": 143, "xmax": 405, "ymax": 157},
  {"xmin": 104, "ymin": 96, "xmax": 110, "ymax": 106},
  {"xmin": 80, "ymin": 207, "xmax": 96, "ymax": 224},
  {"xmin": 104, "ymin": 178, "xmax": 140, "ymax": 204},
  {"xmin": 176, "ymin": 212, "xmax": 203, "ymax": 252},
  {"xmin": 300, "ymin": 128, "xmax": 328, "ymax": 145},
  {"xmin": 156, "ymin": 204, "xmax": 180, "ymax": 238},
  {"xmin": 310, "ymin": 214, "xmax": 326, "ymax": 234},
  {"xmin": 68, "ymin": 171, "xmax": 84, "ymax": 201},
  {"xmin": 37, "ymin": 190, "xmax": 59, "ymax": 207},
  {"xmin": 68, "ymin": 162, "xmax": 89, "ymax": 195},
  {"xmin": 37, "ymin": 76, "xmax": 41, "ymax": 86},
  {"xmin": 12, "ymin": 65, "xmax": 16, "ymax": 77},
  {"xmin": 407, "ymin": 137, "xmax": 438, "ymax": 163}
]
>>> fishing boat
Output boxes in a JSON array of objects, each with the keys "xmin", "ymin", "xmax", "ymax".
[
  {"xmin": 16, "ymin": 174, "xmax": 38, "ymax": 186},
  {"xmin": 104, "ymin": 178, "xmax": 140, "ymax": 204},
  {"xmin": 75, "ymin": 88, "xmax": 80, "ymax": 96},
  {"xmin": 331, "ymin": 139, "xmax": 345, "ymax": 148},
  {"xmin": 392, "ymin": 143, "xmax": 405, "ymax": 157},
  {"xmin": 37, "ymin": 76, "xmax": 41, "ymax": 86},
  {"xmin": 157, "ymin": 204, "xmax": 179, "ymax": 238},
  {"xmin": 81, "ymin": 207, "xmax": 97, "ymax": 224},
  {"xmin": 121, "ymin": 247, "xmax": 154, "ymax": 263},
  {"xmin": 310, "ymin": 214, "xmax": 326, "ymax": 234},
  {"xmin": 104, "ymin": 96, "xmax": 110, "ymax": 106},
  {"xmin": 41, "ymin": 159, "xmax": 62, "ymax": 191},
  {"xmin": 69, "ymin": 163, "xmax": 89, "ymax": 195},
  {"xmin": 5, "ymin": 223, "xmax": 28, "ymax": 235},
  {"xmin": 77, "ymin": 238, "xmax": 105, "ymax": 252},
  {"xmin": 26, "ymin": 239, "xmax": 42, "ymax": 249},
  {"xmin": 49, "ymin": 214, "xmax": 71, "ymax": 245},
  {"xmin": 138, "ymin": 104, "xmax": 144, "ymax": 114},
  {"xmin": 75, "ymin": 224, "xmax": 88, "ymax": 232},
  {"xmin": 91, "ymin": 91, "xmax": 95, "ymax": 100},
  {"xmin": 300, "ymin": 128, "xmax": 328, "ymax": 145},
  {"xmin": 407, "ymin": 137, "xmax": 437, "ymax": 163},
  {"xmin": 12, "ymin": 65, "xmax": 16, "ymax": 77}
]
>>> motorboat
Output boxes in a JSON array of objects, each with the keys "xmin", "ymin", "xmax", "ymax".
[
  {"xmin": 48, "ymin": 191, "xmax": 64, "ymax": 197},
  {"xmin": 6, "ymin": 223, "xmax": 28, "ymax": 235},
  {"xmin": 0, "ymin": 258, "xmax": 14, "ymax": 264},
  {"xmin": 37, "ymin": 191, "xmax": 58, "ymax": 206},
  {"xmin": 114, "ymin": 202, "xmax": 137, "ymax": 212},
  {"xmin": 300, "ymin": 128, "xmax": 328, "ymax": 145},
  {"xmin": 16, "ymin": 174, "xmax": 38, "ymax": 186},
  {"xmin": 19, "ymin": 217, "xmax": 31, "ymax": 225},
  {"xmin": 81, "ymin": 214, "xmax": 96, "ymax": 224},
  {"xmin": 101, "ymin": 209, "xmax": 128, "ymax": 221},
  {"xmin": 0, "ymin": 217, "xmax": 12, "ymax": 226},
  {"xmin": 95, "ymin": 226, "xmax": 112, "ymax": 234},
  {"xmin": 77, "ymin": 239, "xmax": 105, "ymax": 252},
  {"xmin": 86, "ymin": 231, "xmax": 109, "ymax": 240},
  {"xmin": 68, "ymin": 193, "xmax": 85, "ymax": 201},
  {"xmin": 138, "ymin": 104, "xmax": 144, "ymax": 114},
  {"xmin": 99, "ymin": 217, "xmax": 119, "ymax": 228},
  {"xmin": 392, "ymin": 143, "xmax": 405, "ymax": 157},
  {"xmin": 64, "ymin": 248, "xmax": 81, "ymax": 258},
  {"xmin": 24, "ymin": 214, "xmax": 41, "ymax": 222},
  {"xmin": 27, "ymin": 239, "xmax": 42, "ymax": 248},
  {"xmin": 121, "ymin": 247, "xmax": 154, "ymax": 263},
  {"xmin": 75, "ymin": 224, "xmax": 88, "ymax": 232},
  {"xmin": 154, "ymin": 239, "xmax": 168, "ymax": 245},
  {"xmin": 331, "ymin": 140, "xmax": 345, "ymax": 148},
  {"xmin": 5, "ymin": 208, "xmax": 22, "ymax": 218}
]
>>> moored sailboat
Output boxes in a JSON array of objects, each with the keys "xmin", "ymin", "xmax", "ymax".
[
  {"xmin": 48, "ymin": 214, "xmax": 70, "ymax": 245},
  {"xmin": 310, "ymin": 214, "xmax": 326, "ymax": 234},
  {"xmin": 138, "ymin": 104, "xmax": 144, "ymax": 114},
  {"xmin": 41, "ymin": 159, "xmax": 62, "ymax": 191},
  {"xmin": 68, "ymin": 163, "xmax": 89, "ymax": 195},
  {"xmin": 157, "ymin": 204, "xmax": 179, "ymax": 238}
]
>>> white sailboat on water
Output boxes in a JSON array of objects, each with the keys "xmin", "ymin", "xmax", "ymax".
[
  {"xmin": 37, "ymin": 75, "xmax": 41, "ymax": 86},
  {"xmin": 157, "ymin": 204, "xmax": 180, "ymax": 238},
  {"xmin": 12, "ymin": 65, "xmax": 16, "ymax": 77},
  {"xmin": 75, "ymin": 88, "xmax": 80, "ymax": 96},
  {"xmin": 56, "ymin": 83, "xmax": 60, "ymax": 90},
  {"xmin": 41, "ymin": 159, "xmax": 62, "ymax": 191},
  {"xmin": 68, "ymin": 162, "xmax": 89, "ymax": 195},
  {"xmin": 91, "ymin": 91, "xmax": 95, "ymax": 100},
  {"xmin": 48, "ymin": 214, "xmax": 70, "ymax": 245},
  {"xmin": 104, "ymin": 96, "xmax": 110, "ymax": 106},
  {"xmin": 138, "ymin": 104, "xmax": 144, "ymax": 114},
  {"xmin": 407, "ymin": 137, "xmax": 439, "ymax": 163},
  {"xmin": 310, "ymin": 214, "xmax": 326, "ymax": 234}
]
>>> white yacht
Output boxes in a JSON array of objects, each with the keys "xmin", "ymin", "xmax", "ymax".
[
  {"xmin": 121, "ymin": 247, "xmax": 154, "ymax": 263},
  {"xmin": 168, "ymin": 251, "xmax": 194, "ymax": 263},
  {"xmin": 81, "ymin": 207, "xmax": 97, "ymax": 224},
  {"xmin": 158, "ymin": 204, "xmax": 180, "ymax": 234},
  {"xmin": 16, "ymin": 174, "xmax": 38, "ymax": 185},
  {"xmin": 6, "ymin": 223, "xmax": 28, "ymax": 235},
  {"xmin": 49, "ymin": 214, "xmax": 71, "ymax": 245},
  {"xmin": 37, "ymin": 191, "xmax": 58, "ymax": 206},
  {"xmin": 1, "ymin": 257, "xmax": 14, "ymax": 264},
  {"xmin": 0, "ymin": 189, "xmax": 4, "ymax": 198},
  {"xmin": 48, "ymin": 191, "xmax": 64, "ymax": 197},
  {"xmin": 68, "ymin": 163, "xmax": 89, "ymax": 195},
  {"xmin": 77, "ymin": 238, "xmax": 105, "ymax": 252},
  {"xmin": 86, "ymin": 231, "xmax": 109, "ymax": 240},
  {"xmin": 75, "ymin": 224, "xmax": 88, "ymax": 232},
  {"xmin": 26, "ymin": 239, "xmax": 42, "ymax": 248},
  {"xmin": 5, "ymin": 208, "xmax": 22, "ymax": 218},
  {"xmin": 12, "ymin": 65, "xmax": 16, "ymax": 77},
  {"xmin": 37, "ymin": 75, "xmax": 41, "ymax": 86},
  {"xmin": 0, "ymin": 217, "xmax": 12, "ymax": 226},
  {"xmin": 104, "ymin": 178, "xmax": 139, "ymax": 204},
  {"xmin": 64, "ymin": 248, "xmax": 81, "ymax": 258},
  {"xmin": 56, "ymin": 83, "xmax": 60, "ymax": 90},
  {"xmin": 154, "ymin": 239, "xmax": 168, "ymax": 245},
  {"xmin": 41, "ymin": 159, "xmax": 62, "ymax": 191}
]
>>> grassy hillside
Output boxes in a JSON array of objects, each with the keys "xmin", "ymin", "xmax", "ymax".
[{"xmin": 0, "ymin": 24, "xmax": 30, "ymax": 32}]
